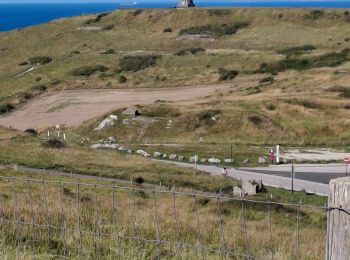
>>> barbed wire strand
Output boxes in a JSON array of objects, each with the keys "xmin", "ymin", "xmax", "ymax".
[
  {"xmin": 59, "ymin": 181, "xmax": 67, "ymax": 258},
  {"xmin": 27, "ymin": 179, "xmax": 36, "ymax": 259},
  {"xmin": 95, "ymin": 184, "xmax": 101, "ymax": 260},
  {"xmin": 112, "ymin": 186, "xmax": 121, "ymax": 260},
  {"xmin": 216, "ymin": 194, "xmax": 227, "ymax": 260},
  {"xmin": 12, "ymin": 177, "xmax": 20, "ymax": 260},
  {"xmin": 42, "ymin": 180, "xmax": 51, "ymax": 253}
]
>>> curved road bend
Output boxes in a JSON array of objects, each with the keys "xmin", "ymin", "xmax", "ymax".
[{"xmin": 158, "ymin": 161, "xmax": 329, "ymax": 196}]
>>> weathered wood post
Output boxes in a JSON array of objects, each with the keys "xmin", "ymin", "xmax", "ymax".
[{"xmin": 326, "ymin": 177, "xmax": 350, "ymax": 260}]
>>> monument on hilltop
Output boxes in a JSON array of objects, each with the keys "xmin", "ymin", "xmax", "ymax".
[{"xmin": 178, "ymin": 0, "xmax": 195, "ymax": 8}]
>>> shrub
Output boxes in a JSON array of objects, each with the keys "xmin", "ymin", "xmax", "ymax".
[
  {"xmin": 0, "ymin": 103, "xmax": 14, "ymax": 114},
  {"xmin": 198, "ymin": 110, "xmax": 221, "ymax": 127},
  {"xmin": 265, "ymin": 103, "xmax": 277, "ymax": 110},
  {"xmin": 259, "ymin": 76, "xmax": 274, "ymax": 84},
  {"xmin": 248, "ymin": 116, "xmax": 263, "ymax": 125},
  {"xmin": 285, "ymin": 99, "xmax": 322, "ymax": 109},
  {"xmin": 102, "ymin": 24, "xmax": 114, "ymax": 30},
  {"xmin": 32, "ymin": 84, "xmax": 46, "ymax": 92},
  {"xmin": 29, "ymin": 56, "xmax": 52, "ymax": 65},
  {"xmin": 207, "ymin": 9, "xmax": 231, "ymax": 16},
  {"xmin": 85, "ymin": 12, "xmax": 109, "ymax": 24},
  {"xmin": 179, "ymin": 22, "xmax": 248, "ymax": 37},
  {"xmin": 24, "ymin": 128, "xmax": 38, "ymax": 135},
  {"xmin": 256, "ymin": 49, "xmax": 350, "ymax": 74},
  {"xmin": 101, "ymin": 49, "xmax": 115, "ymax": 55},
  {"xmin": 118, "ymin": 55, "xmax": 160, "ymax": 72},
  {"xmin": 217, "ymin": 68, "xmax": 239, "ymax": 81},
  {"xmin": 18, "ymin": 61, "xmax": 29, "ymax": 66},
  {"xmin": 71, "ymin": 65, "xmax": 109, "ymax": 76},
  {"xmin": 118, "ymin": 75, "xmax": 127, "ymax": 83},
  {"xmin": 163, "ymin": 27, "xmax": 172, "ymax": 33},
  {"xmin": 134, "ymin": 177, "xmax": 144, "ymax": 185},
  {"xmin": 327, "ymin": 85, "xmax": 350, "ymax": 97},
  {"xmin": 132, "ymin": 9, "xmax": 143, "ymax": 16},
  {"xmin": 277, "ymin": 45, "xmax": 316, "ymax": 56},
  {"xmin": 174, "ymin": 47, "xmax": 205, "ymax": 56},
  {"xmin": 44, "ymin": 138, "xmax": 65, "ymax": 149},
  {"xmin": 306, "ymin": 10, "xmax": 324, "ymax": 20}
]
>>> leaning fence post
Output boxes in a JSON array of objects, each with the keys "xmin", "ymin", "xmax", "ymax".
[{"xmin": 326, "ymin": 177, "xmax": 350, "ymax": 260}]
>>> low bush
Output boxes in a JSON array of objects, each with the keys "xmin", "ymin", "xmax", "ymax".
[
  {"xmin": 265, "ymin": 103, "xmax": 277, "ymax": 110},
  {"xmin": 248, "ymin": 116, "xmax": 263, "ymax": 126},
  {"xmin": 259, "ymin": 76, "xmax": 274, "ymax": 84},
  {"xmin": 179, "ymin": 22, "xmax": 248, "ymax": 37},
  {"xmin": 102, "ymin": 24, "xmax": 114, "ymax": 30},
  {"xmin": 24, "ymin": 128, "xmax": 38, "ymax": 135},
  {"xmin": 285, "ymin": 99, "xmax": 322, "ymax": 109},
  {"xmin": 277, "ymin": 45, "xmax": 316, "ymax": 56},
  {"xmin": 118, "ymin": 55, "xmax": 160, "ymax": 72},
  {"xmin": 101, "ymin": 49, "xmax": 115, "ymax": 55},
  {"xmin": 29, "ymin": 56, "xmax": 52, "ymax": 65},
  {"xmin": 118, "ymin": 75, "xmax": 127, "ymax": 83},
  {"xmin": 163, "ymin": 27, "xmax": 172, "ymax": 33},
  {"xmin": 85, "ymin": 12, "xmax": 109, "ymax": 24},
  {"xmin": 0, "ymin": 103, "xmax": 14, "ymax": 114},
  {"xmin": 217, "ymin": 68, "xmax": 239, "ymax": 81},
  {"xmin": 132, "ymin": 9, "xmax": 143, "ymax": 16},
  {"xmin": 306, "ymin": 10, "xmax": 324, "ymax": 20},
  {"xmin": 256, "ymin": 49, "xmax": 350, "ymax": 74},
  {"xmin": 207, "ymin": 9, "xmax": 231, "ymax": 16},
  {"xmin": 18, "ymin": 61, "xmax": 29, "ymax": 66},
  {"xmin": 71, "ymin": 65, "xmax": 109, "ymax": 76},
  {"xmin": 327, "ymin": 85, "xmax": 350, "ymax": 97},
  {"xmin": 174, "ymin": 47, "xmax": 205, "ymax": 56},
  {"xmin": 44, "ymin": 138, "xmax": 65, "ymax": 149},
  {"xmin": 198, "ymin": 110, "xmax": 221, "ymax": 127},
  {"xmin": 31, "ymin": 84, "xmax": 46, "ymax": 92}
]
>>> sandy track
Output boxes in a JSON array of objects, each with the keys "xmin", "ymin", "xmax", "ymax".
[{"xmin": 0, "ymin": 84, "xmax": 229, "ymax": 131}]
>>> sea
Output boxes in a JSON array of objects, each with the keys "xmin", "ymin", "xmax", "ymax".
[{"xmin": 1, "ymin": 1, "xmax": 350, "ymax": 32}]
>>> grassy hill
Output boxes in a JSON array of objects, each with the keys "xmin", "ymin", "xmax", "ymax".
[{"xmin": 2, "ymin": 8, "xmax": 350, "ymax": 148}]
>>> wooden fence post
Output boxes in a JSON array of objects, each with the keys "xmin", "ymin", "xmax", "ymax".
[{"xmin": 326, "ymin": 177, "xmax": 350, "ymax": 260}]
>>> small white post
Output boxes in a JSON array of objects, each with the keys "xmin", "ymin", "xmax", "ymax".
[
  {"xmin": 57, "ymin": 131, "xmax": 60, "ymax": 138},
  {"xmin": 47, "ymin": 130, "xmax": 50, "ymax": 137},
  {"xmin": 276, "ymin": 145, "xmax": 280, "ymax": 164},
  {"xmin": 63, "ymin": 133, "xmax": 66, "ymax": 140}
]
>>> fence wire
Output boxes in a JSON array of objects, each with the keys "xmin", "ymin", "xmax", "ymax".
[{"xmin": 0, "ymin": 175, "xmax": 329, "ymax": 259}]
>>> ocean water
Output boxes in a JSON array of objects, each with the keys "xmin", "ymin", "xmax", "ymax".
[{"xmin": 1, "ymin": 1, "xmax": 350, "ymax": 32}]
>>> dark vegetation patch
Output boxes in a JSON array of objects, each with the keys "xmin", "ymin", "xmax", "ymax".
[
  {"xmin": 265, "ymin": 103, "xmax": 277, "ymax": 111},
  {"xmin": 277, "ymin": 45, "xmax": 316, "ymax": 56},
  {"xmin": 246, "ymin": 86, "xmax": 262, "ymax": 95},
  {"xmin": 71, "ymin": 65, "xmax": 109, "ymax": 76},
  {"xmin": 0, "ymin": 103, "xmax": 14, "ymax": 114},
  {"xmin": 217, "ymin": 68, "xmax": 239, "ymax": 81},
  {"xmin": 179, "ymin": 22, "xmax": 248, "ymax": 37},
  {"xmin": 163, "ymin": 27, "xmax": 172, "ymax": 33},
  {"xmin": 118, "ymin": 75, "xmax": 127, "ymax": 83},
  {"xmin": 102, "ymin": 24, "xmax": 114, "ymax": 30},
  {"xmin": 327, "ymin": 85, "xmax": 350, "ymax": 98},
  {"xmin": 100, "ymin": 49, "xmax": 115, "ymax": 55},
  {"xmin": 24, "ymin": 128, "xmax": 38, "ymax": 135},
  {"xmin": 305, "ymin": 10, "xmax": 324, "ymax": 20},
  {"xmin": 132, "ymin": 9, "xmax": 144, "ymax": 16},
  {"xmin": 18, "ymin": 61, "xmax": 29, "ymax": 66},
  {"xmin": 207, "ymin": 9, "xmax": 231, "ymax": 16},
  {"xmin": 44, "ymin": 138, "xmax": 65, "ymax": 149},
  {"xmin": 31, "ymin": 84, "xmax": 47, "ymax": 92},
  {"xmin": 248, "ymin": 115, "xmax": 263, "ymax": 126},
  {"xmin": 140, "ymin": 104, "xmax": 180, "ymax": 117},
  {"xmin": 174, "ymin": 47, "xmax": 205, "ymax": 56},
  {"xmin": 198, "ymin": 110, "xmax": 221, "ymax": 127},
  {"xmin": 28, "ymin": 56, "xmax": 52, "ymax": 65},
  {"xmin": 134, "ymin": 177, "xmax": 145, "ymax": 185},
  {"xmin": 259, "ymin": 76, "xmax": 274, "ymax": 84},
  {"xmin": 117, "ymin": 55, "xmax": 160, "ymax": 72},
  {"xmin": 256, "ymin": 49, "xmax": 350, "ymax": 74},
  {"xmin": 85, "ymin": 12, "xmax": 109, "ymax": 24},
  {"xmin": 284, "ymin": 98, "xmax": 322, "ymax": 109}
]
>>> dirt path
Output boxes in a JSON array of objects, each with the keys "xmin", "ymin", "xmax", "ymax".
[{"xmin": 0, "ymin": 84, "xmax": 230, "ymax": 131}]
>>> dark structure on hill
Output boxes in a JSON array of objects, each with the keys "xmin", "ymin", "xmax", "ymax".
[{"xmin": 178, "ymin": 0, "xmax": 195, "ymax": 7}]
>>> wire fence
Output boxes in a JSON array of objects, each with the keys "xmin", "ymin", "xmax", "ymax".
[{"xmin": 0, "ymin": 175, "xmax": 329, "ymax": 259}]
